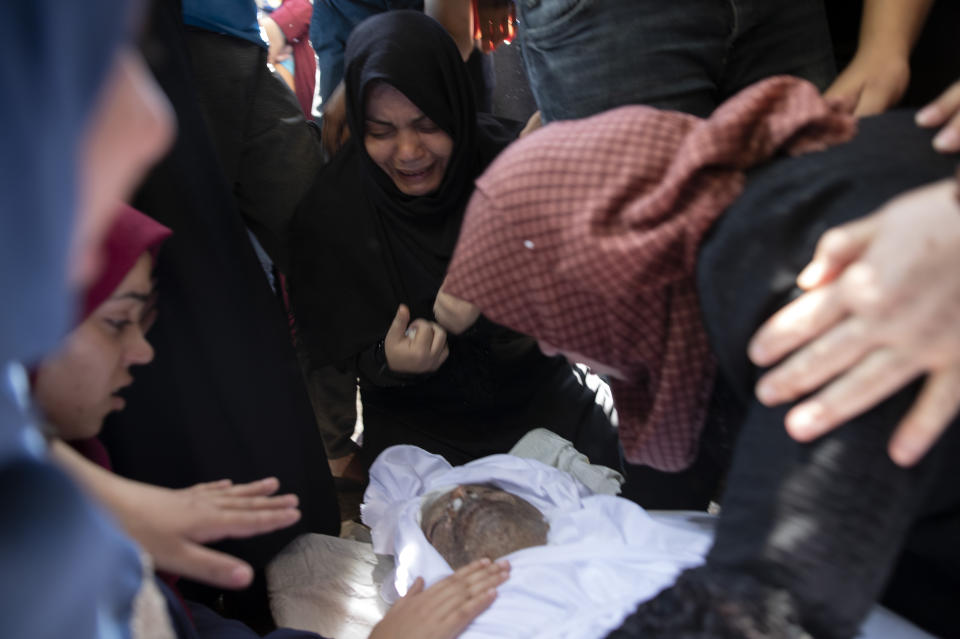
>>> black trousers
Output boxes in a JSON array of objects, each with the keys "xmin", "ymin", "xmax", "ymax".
[{"xmin": 696, "ymin": 110, "xmax": 960, "ymax": 637}]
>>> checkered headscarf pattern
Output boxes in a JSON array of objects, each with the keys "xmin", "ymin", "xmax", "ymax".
[{"xmin": 446, "ymin": 77, "xmax": 856, "ymax": 471}]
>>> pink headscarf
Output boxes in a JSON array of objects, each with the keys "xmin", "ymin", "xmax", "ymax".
[
  {"xmin": 445, "ymin": 77, "xmax": 855, "ymax": 471},
  {"xmin": 70, "ymin": 204, "xmax": 171, "ymax": 468},
  {"xmin": 81, "ymin": 203, "xmax": 172, "ymax": 320}
]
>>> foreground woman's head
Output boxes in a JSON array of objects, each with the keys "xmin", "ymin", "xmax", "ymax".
[
  {"xmin": 3, "ymin": 1, "xmax": 174, "ymax": 366},
  {"xmin": 421, "ymin": 483, "xmax": 549, "ymax": 569},
  {"xmin": 35, "ymin": 206, "xmax": 171, "ymax": 440}
]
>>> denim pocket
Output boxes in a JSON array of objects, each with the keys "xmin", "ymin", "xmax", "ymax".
[{"xmin": 518, "ymin": 0, "xmax": 591, "ymax": 37}]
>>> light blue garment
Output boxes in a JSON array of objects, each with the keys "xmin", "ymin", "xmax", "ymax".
[
  {"xmin": 183, "ymin": 0, "xmax": 266, "ymax": 48},
  {"xmin": 0, "ymin": 1, "xmax": 147, "ymax": 636},
  {"xmin": 309, "ymin": 0, "xmax": 423, "ymax": 102}
]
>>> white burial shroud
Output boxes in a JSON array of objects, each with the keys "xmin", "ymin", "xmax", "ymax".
[{"xmin": 362, "ymin": 444, "xmax": 931, "ymax": 639}]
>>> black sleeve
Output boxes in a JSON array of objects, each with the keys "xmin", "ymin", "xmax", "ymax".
[{"xmin": 355, "ymin": 338, "xmax": 427, "ymax": 387}]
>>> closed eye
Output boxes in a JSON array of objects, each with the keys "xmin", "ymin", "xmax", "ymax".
[
  {"xmin": 366, "ymin": 121, "xmax": 395, "ymax": 139},
  {"xmin": 105, "ymin": 318, "xmax": 133, "ymax": 332}
]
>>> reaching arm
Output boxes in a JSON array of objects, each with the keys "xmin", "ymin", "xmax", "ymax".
[
  {"xmin": 825, "ymin": 0, "xmax": 935, "ymax": 115},
  {"xmin": 51, "ymin": 440, "xmax": 301, "ymax": 588},
  {"xmin": 424, "ymin": 0, "xmax": 475, "ymax": 61}
]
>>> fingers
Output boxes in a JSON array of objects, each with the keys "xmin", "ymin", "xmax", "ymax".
[
  {"xmin": 171, "ymin": 542, "xmax": 256, "ymax": 590},
  {"xmin": 407, "ymin": 576, "xmax": 425, "ymax": 597},
  {"xmin": 211, "ymin": 493, "xmax": 299, "ymax": 511},
  {"xmin": 933, "ymin": 111, "xmax": 960, "ymax": 153},
  {"xmin": 823, "ymin": 75, "xmax": 861, "ymax": 114},
  {"xmin": 755, "ymin": 316, "xmax": 874, "ymax": 407},
  {"xmin": 520, "ymin": 111, "xmax": 543, "ymax": 138},
  {"xmin": 192, "ymin": 505, "xmax": 301, "ymax": 543},
  {"xmin": 409, "ymin": 318, "xmax": 436, "ymax": 349},
  {"xmin": 386, "ymin": 304, "xmax": 411, "ymax": 344},
  {"xmin": 889, "ymin": 366, "xmax": 960, "ymax": 467},
  {"xmin": 217, "ymin": 476, "xmax": 281, "ymax": 498},
  {"xmin": 409, "ymin": 319, "xmax": 448, "ymax": 365},
  {"xmin": 189, "ymin": 479, "xmax": 233, "ymax": 492},
  {"xmin": 796, "ymin": 215, "xmax": 880, "ymax": 289},
  {"xmin": 783, "ymin": 348, "xmax": 921, "ymax": 442},
  {"xmin": 428, "ymin": 559, "xmax": 510, "ymax": 619},
  {"xmin": 749, "ymin": 284, "xmax": 846, "ymax": 367},
  {"xmin": 916, "ymin": 80, "xmax": 960, "ymax": 152},
  {"xmin": 430, "ymin": 323, "xmax": 448, "ymax": 358},
  {"xmin": 852, "ymin": 84, "xmax": 896, "ymax": 117},
  {"xmin": 916, "ymin": 80, "xmax": 960, "ymax": 128}
]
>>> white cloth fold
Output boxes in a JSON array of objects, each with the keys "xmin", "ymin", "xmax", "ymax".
[{"xmin": 508, "ymin": 427, "xmax": 624, "ymax": 495}]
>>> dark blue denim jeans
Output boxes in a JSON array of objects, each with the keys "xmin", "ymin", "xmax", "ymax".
[{"xmin": 517, "ymin": 0, "xmax": 836, "ymax": 120}]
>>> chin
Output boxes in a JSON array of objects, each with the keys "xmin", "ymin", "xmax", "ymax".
[
  {"xmin": 58, "ymin": 419, "xmax": 105, "ymax": 442},
  {"xmin": 399, "ymin": 181, "xmax": 441, "ymax": 197}
]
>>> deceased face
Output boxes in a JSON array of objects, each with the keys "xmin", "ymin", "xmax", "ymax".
[{"xmin": 421, "ymin": 484, "xmax": 549, "ymax": 569}]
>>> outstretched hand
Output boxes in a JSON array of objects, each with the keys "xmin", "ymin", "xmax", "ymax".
[
  {"xmin": 116, "ymin": 476, "xmax": 301, "ymax": 589},
  {"xmin": 916, "ymin": 79, "xmax": 960, "ymax": 152},
  {"xmin": 369, "ymin": 559, "xmax": 510, "ymax": 639},
  {"xmin": 384, "ymin": 304, "xmax": 449, "ymax": 374},
  {"xmin": 749, "ymin": 179, "xmax": 960, "ymax": 467},
  {"xmin": 824, "ymin": 51, "xmax": 910, "ymax": 117}
]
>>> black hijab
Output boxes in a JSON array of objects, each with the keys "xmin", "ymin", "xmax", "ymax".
[{"xmin": 289, "ymin": 10, "xmax": 516, "ymax": 368}]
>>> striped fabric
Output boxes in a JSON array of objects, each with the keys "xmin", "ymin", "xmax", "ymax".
[{"xmin": 445, "ymin": 76, "xmax": 856, "ymax": 471}]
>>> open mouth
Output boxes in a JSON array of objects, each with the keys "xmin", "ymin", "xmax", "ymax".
[{"xmin": 396, "ymin": 164, "xmax": 434, "ymax": 181}]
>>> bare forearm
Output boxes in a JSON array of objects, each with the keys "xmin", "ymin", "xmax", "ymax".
[
  {"xmin": 858, "ymin": 0, "xmax": 934, "ymax": 57},
  {"xmin": 424, "ymin": 0, "xmax": 475, "ymax": 61},
  {"xmin": 50, "ymin": 439, "xmax": 134, "ymax": 508}
]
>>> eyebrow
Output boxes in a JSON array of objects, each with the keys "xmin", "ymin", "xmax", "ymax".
[
  {"xmin": 365, "ymin": 115, "xmax": 431, "ymax": 126},
  {"xmin": 108, "ymin": 291, "xmax": 151, "ymax": 303}
]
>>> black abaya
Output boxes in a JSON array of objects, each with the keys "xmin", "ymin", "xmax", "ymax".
[{"xmin": 101, "ymin": 0, "xmax": 340, "ymax": 574}]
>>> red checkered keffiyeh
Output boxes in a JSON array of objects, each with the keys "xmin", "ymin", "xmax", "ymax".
[{"xmin": 445, "ymin": 77, "xmax": 856, "ymax": 471}]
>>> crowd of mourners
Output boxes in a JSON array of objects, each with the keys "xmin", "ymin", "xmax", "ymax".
[{"xmin": 2, "ymin": 0, "xmax": 960, "ymax": 638}]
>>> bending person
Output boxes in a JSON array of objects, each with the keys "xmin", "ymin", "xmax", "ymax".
[
  {"xmin": 287, "ymin": 11, "xmax": 620, "ymax": 471},
  {"xmin": 441, "ymin": 79, "xmax": 958, "ymax": 635}
]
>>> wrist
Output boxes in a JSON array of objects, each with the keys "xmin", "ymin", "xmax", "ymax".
[{"xmin": 374, "ymin": 337, "xmax": 391, "ymax": 373}]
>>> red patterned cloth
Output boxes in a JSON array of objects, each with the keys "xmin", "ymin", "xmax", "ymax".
[
  {"xmin": 445, "ymin": 77, "xmax": 856, "ymax": 471},
  {"xmin": 271, "ymin": 0, "xmax": 316, "ymax": 117}
]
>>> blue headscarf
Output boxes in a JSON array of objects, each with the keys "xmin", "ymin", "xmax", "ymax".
[
  {"xmin": 0, "ymin": 2, "xmax": 148, "ymax": 637},
  {"xmin": 0, "ymin": 0, "xmax": 139, "ymax": 364}
]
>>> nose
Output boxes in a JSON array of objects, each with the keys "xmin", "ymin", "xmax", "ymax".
[
  {"xmin": 395, "ymin": 128, "xmax": 424, "ymax": 163},
  {"xmin": 126, "ymin": 327, "xmax": 155, "ymax": 366}
]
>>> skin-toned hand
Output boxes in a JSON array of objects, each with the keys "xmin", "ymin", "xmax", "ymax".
[
  {"xmin": 916, "ymin": 79, "xmax": 960, "ymax": 152},
  {"xmin": 384, "ymin": 304, "xmax": 450, "ymax": 374},
  {"xmin": 825, "ymin": 50, "xmax": 910, "ymax": 117},
  {"xmin": 748, "ymin": 179, "xmax": 960, "ymax": 467},
  {"xmin": 321, "ymin": 80, "xmax": 350, "ymax": 158},
  {"xmin": 825, "ymin": 0, "xmax": 934, "ymax": 116},
  {"xmin": 115, "ymin": 476, "xmax": 301, "ymax": 589},
  {"xmin": 368, "ymin": 558, "xmax": 510, "ymax": 639},
  {"xmin": 434, "ymin": 288, "xmax": 481, "ymax": 335},
  {"xmin": 519, "ymin": 111, "xmax": 542, "ymax": 138},
  {"xmin": 52, "ymin": 440, "xmax": 303, "ymax": 589},
  {"xmin": 259, "ymin": 16, "xmax": 287, "ymax": 65},
  {"xmin": 424, "ymin": 0, "xmax": 475, "ymax": 61}
]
